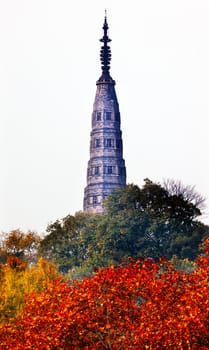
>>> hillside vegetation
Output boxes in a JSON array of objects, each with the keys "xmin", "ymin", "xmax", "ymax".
[{"xmin": 0, "ymin": 179, "xmax": 209, "ymax": 348}]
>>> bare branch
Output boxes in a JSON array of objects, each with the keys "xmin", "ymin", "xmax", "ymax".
[{"xmin": 163, "ymin": 179, "xmax": 206, "ymax": 211}]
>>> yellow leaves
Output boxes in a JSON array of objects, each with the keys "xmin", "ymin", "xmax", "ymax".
[{"xmin": 0, "ymin": 258, "xmax": 61, "ymax": 325}]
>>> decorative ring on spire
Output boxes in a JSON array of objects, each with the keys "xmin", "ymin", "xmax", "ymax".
[{"xmin": 100, "ymin": 16, "xmax": 112, "ymax": 75}]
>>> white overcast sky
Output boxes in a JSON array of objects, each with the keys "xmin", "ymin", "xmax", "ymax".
[{"xmin": 0, "ymin": 0, "xmax": 209, "ymax": 234}]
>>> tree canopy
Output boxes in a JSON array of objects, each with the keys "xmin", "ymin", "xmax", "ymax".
[
  {"xmin": 0, "ymin": 256, "xmax": 61, "ymax": 323},
  {"xmin": 39, "ymin": 179, "xmax": 209, "ymax": 276},
  {"xmin": 0, "ymin": 229, "xmax": 41, "ymax": 264},
  {"xmin": 1, "ymin": 239, "xmax": 209, "ymax": 349}
]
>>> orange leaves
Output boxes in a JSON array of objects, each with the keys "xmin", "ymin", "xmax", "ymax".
[
  {"xmin": 7, "ymin": 255, "xmax": 27, "ymax": 271},
  {"xmin": 1, "ymin": 239, "xmax": 209, "ymax": 349}
]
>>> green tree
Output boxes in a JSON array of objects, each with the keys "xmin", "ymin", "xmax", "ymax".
[
  {"xmin": 39, "ymin": 179, "xmax": 209, "ymax": 277},
  {"xmin": 103, "ymin": 179, "xmax": 208, "ymax": 260},
  {"xmin": 39, "ymin": 212, "xmax": 100, "ymax": 274}
]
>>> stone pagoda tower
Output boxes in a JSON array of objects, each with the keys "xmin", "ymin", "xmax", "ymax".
[{"xmin": 83, "ymin": 16, "xmax": 126, "ymax": 214}]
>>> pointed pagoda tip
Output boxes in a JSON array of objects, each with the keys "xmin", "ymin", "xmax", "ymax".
[
  {"xmin": 97, "ymin": 10, "xmax": 115, "ymax": 84},
  {"xmin": 103, "ymin": 9, "xmax": 108, "ymax": 29},
  {"xmin": 105, "ymin": 9, "xmax": 107, "ymax": 21}
]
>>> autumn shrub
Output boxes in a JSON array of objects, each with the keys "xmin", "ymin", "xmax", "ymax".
[
  {"xmin": 0, "ymin": 257, "xmax": 61, "ymax": 325},
  {"xmin": 0, "ymin": 239, "xmax": 209, "ymax": 349}
]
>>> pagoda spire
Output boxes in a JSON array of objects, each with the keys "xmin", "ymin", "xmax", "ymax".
[{"xmin": 99, "ymin": 14, "xmax": 112, "ymax": 76}]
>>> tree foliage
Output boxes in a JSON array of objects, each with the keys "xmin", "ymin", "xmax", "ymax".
[
  {"xmin": 101, "ymin": 179, "xmax": 208, "ymax": 261},
  {"xmin": 0, "ymin": 256, "xmax": 61, "ymax": 324},
  {"xmin": 39, "ymin": 179, "xmax": 209, "ymax": 277},
  {"xmin": 38, "ymin": 212, "xmax": 99, "ymax": 274},
  {"xmin": 1, "ymin": 239, "xmax": 209, "ymax": 349},
  {"xmin": 0, "ymin": 229, "xmax": 41, "ymax": 264}
]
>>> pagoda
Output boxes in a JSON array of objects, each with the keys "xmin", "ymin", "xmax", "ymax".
[{"xmin": 83, "ymin": 16, "xmax": 126, "ymax": 213}]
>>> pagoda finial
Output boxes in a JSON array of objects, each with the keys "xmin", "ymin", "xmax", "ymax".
[{"xmin": 100, "ymin": 13, "xmax": 112, "ymax": 76}]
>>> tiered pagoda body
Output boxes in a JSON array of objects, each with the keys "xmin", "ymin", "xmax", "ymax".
[{"xmin": 83, "ymin": 16, "xmax": 126, "ymax": 214}]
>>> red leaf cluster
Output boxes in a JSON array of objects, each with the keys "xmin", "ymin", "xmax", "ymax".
[{"xmin": 1, "ymin": 242, "xmax": 209, "ymax": 349}]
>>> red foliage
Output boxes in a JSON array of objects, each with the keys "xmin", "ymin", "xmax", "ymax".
[{"xmin": 1, "ymin": 242, "xmax": 209, "ymax": 349}]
